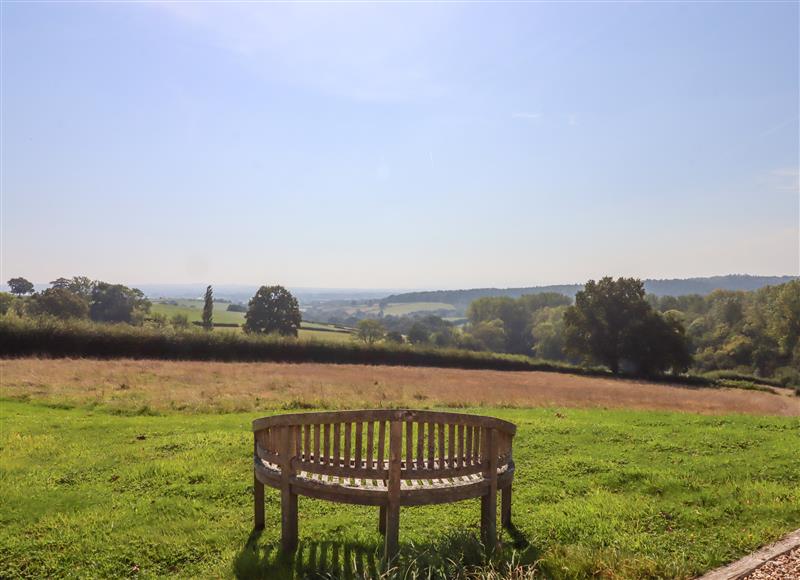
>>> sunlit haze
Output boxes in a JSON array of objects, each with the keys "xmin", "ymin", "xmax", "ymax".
[{"xmin": 3, "ymin": 2, "xmax": 798, "ymax": 288}]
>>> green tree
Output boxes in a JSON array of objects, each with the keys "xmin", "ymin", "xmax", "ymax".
[
  {"xmin": 170, "ymin": 313, "xmax": 190, "ymax": 329},
  {"xmin": 564, "ymin": 277, "xmax": 690, "ymax": 375},
  {"xmin": 531, "ymin": 306, "xmax": 570, "ymax": 361},
  {"xmin": 431, "ymin": 326, "xmax": 458, "ymax": 348},
  {"xmin": 468, "ymin": 298, "xmax": 529, "ymax": 352},
  {"xmin": 385, "ymin": 331, "xmax": 405, "ymax": 344},
  {"xmin": 623, "ymin": 310, "xmax": 691, "ymax": 375},
  {"xmin": 66, "ymin": 276, "xmax": 95, "ymax": 299},
  {"xmin": 466, "ymin": 320, "xmax": 506, "ymax": 352},
  {"xmin": 49, "ymin": 276, "xmax": 95, "ymax": 298},
  {"xmin": 202, "ymin": 285, "xmax": 214, "ymax": 331},
  {"xmin": 406, "ymin": 316, "xmax": 453, "ymax": 346},
  {"xmin": 151, "ymin": 312, "xmax": 168, "ymax": 328},
  {"xmin": 244, "ymin": 285, "xmax": 301, "ymax": 336},
  {"xmin": 50, "ymin": 277, "xmax": 72, "ymax": 289},
  {"xmin": 407, "ymin": 323, "xmax": 429, "ymax": 344},
  {"xmin": 31, "ymin": 288, "xmax": 89, "ymax": 319},
  {"xmin": 0, "ymin": 292, "xmax": 15, "ymax": 315},
  {"xmin": 355, "ymin": 319, "xmax": 385, "ymax": 344},
  {"xmin": 708, "ymin": 291, "xmax": 745, "ymax": 327},
  {"xmin": 7, "ymin": 277, "xmax": 34, "ymax": 296},
  {"xmin": 467, "ymin": 293, "xmax": 570, "ymax": 354},
  {"xmin": 769, "ymin": 280, "xmax": 800, "ymax": 357},
  {"xmin": 517, "ymin": 292, "xmax": 571, "ymax": 312},
  {"xmin": 89, "ymin": 283, "xmax": 151, "ymax": 324}
]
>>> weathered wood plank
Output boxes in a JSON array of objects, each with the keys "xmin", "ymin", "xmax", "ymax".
[
  {"xmin": 427, "ymin": 421, "xmax": 435, "ymax": 469},
  {"xmin": 355, "ymin": 422, "xmax": 363, "ymax": 469},
  {"xmin": 466, "ymin": 425, "xmax": 473, "ymax": 465},
  {"xmin": 416, "ymin": 422, "xmax": 425, "ymax": 470},
  {"xmin": 448, "ymin": 424, "xmax": 455, "ymax": 468},
  {"xmin": 367, "ymin": 421, "xmax": 375, "ymax": 471},
  {"xmin": 313, "ymin": 424, "xmax": 321, "ymax": 465},
  {"xmin": 481, "ymin": 427, "xmax": 498, "ymax": 553},
  {"xmin": 323, "ymin": 424, "xmax": 331, "ymax": 466},
  {"xmin": 293, "ymin": 425, "xmax": 301, "ymax": 461},
  {"xmin": 457, "ymin": 424, "xmax": 465, "ymax": 468},
  {"xmin": 344, "ymin": 422, "xmax": 352, "ymax": 468},
  {"xmin": 377, "ymin": 420, "xmax": 386, "ymax": 472},
  {"xmin": 385, "ymin": 420, "xmax": 402, "ymax": 563},
  {"xmin": 405, "ymin": 421, "xmax": 413, "ymax": 469},
  {"xmin": 333, "ymin": 423, "xmax": 341, "ymax": 468},
  {"xmin": 303, "ymin": 424, "xmax": 311, "ymax": 463},
  {"xmin": 473, "ymin": 426, "xmax": 481, "ymax": 465},
  {"xmin": 254, "ymin": 409, "xmax": 516, "ymax": 435},
  {"xmin": 280, "ymin": 427, "xmax": 298, "ymax": 552},
  {"xmin": 438, "ymin": 423, "xmax": 445, "ymax": 469}
]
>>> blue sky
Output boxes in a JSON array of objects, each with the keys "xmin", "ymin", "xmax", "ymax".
[{"xmin": 2, "ymin": 1, "xmax": 798, "ymax": 289}]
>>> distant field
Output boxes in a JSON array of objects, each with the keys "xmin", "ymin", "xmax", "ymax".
[
  {"xmin": 150, "ymin": 300, "xmax": 354, "ymax": 341},
  {"xmin": 150, "ymin": 300, "xmax": 245, "ymax": 325},
  {"xmin": 297, "ymin": 328, "xmax": 353, "ymax": 343},
  {"xmin": 383, "ymin": 302, "xmax": 456, "ymax": 316},
  {"xmin": 333, "ymin": 301, "xmax": 457, "ymax": 317}
]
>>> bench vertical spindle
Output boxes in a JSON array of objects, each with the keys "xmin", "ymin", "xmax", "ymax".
[
  {"xmin": 416, "ymin": 422, "xmax": 425, "ymax": 471},
  {"xmin": 427, "ymin": 421, "xmax": 435, "ymax": 469},
  {"xmin": 280, "ymin": 426, "xmax": 298, "ymax": 551},
  {"xmin": 254, "ymin": 436, "xmax": 265, "ymax": 529},
  {"xmin": 378, "ymin": 420, "xmax": 387, "ymax": 535},
  {"xmin": 385, "ymin": 420, "xmax": 402, "ymax": 562},
  {"xmin": 333, "ymin": 423, "xmax": 341, "ymax": 468},
  {"xmin": 367, "ymin": 421, "xmax": 375, "ymax": 471},
  {"xmin": 480, "ymin": 427, "xmax": 498, "ymax": 552}
]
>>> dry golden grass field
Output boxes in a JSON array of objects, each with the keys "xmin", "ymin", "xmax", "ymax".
[{"xmin": 2, "ymin": 357, "xmax": 797, "ymax": 416}]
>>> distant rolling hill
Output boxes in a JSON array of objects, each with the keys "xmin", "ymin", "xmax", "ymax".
[{"xmin": 382, "ymin": 275, "xmax": 798, "ymax": 307}]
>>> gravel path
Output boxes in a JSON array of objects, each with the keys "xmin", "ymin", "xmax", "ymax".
[{"xmin": 744, "ymin": 547, "xmax": 800, "ymax": 580}]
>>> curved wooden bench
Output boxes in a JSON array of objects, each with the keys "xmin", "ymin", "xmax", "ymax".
[{"xmin": 252, "ymin": 409, "xmax": 516, "ymax": 561}]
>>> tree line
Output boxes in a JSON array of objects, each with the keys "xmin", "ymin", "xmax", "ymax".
[
  {"xmin": 352, "ymin": 277, "xmax": 799, "ymax": 384},
  {"xmin": 4, "ymin": 275, "xmax": 798, "ymax": 385},
  {"xmin": 2, "ymin": 277, "xmax": 303, "ymax": 337}
]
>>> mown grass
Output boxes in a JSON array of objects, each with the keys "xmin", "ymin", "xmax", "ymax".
[
  {"xmin": 150, "ymin": 301, "xmax": 354, "ymax": 343},
  {"xmin": 150, "ymin": 301, "xmax": 247, "ymax": 326},
  {"xmin": 1, "ymin": 400, "xmax": 798, "ymax": 579}
]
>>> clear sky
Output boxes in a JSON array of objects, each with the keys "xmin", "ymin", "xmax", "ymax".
[{"xmin": 2, "ymin": 1, "xmax": 798, "ymax": 289}]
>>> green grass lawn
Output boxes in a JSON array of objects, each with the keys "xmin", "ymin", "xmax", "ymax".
[
  {"xmin": 150, "ymin": 301, "xmax": 354, "ymax": 342},
  {"xmin": 297, "ymin": 328, "xmax": 354, "ymax": 343},
  {"xmin": 1, "ymin": 400, "xmax": 798, "ymax": 579},
  {"xmin": 151, "ymin": 300, "xmax": 247, "ymax": 325}
]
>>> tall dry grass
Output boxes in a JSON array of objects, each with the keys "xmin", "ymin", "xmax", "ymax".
[{"xmin": 3, "ymin": 358, "xmax": 797, "ymax": 416}]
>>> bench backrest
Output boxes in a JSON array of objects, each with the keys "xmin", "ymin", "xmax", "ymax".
[{"xmin": 253, "ymin": 409, "xmax": 515, "ymax": 481}]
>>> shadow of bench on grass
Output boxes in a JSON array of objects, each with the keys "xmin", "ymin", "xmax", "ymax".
[{"xmin": 233, "ymin": 526, "xmax": 538, "ymax": 580}]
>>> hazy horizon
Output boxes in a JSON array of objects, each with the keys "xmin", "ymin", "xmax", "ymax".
[
  {"xmin": 3, "ymin": 2, "xmax": 798, "ymax": 287},
  {"xmin": 4, "ymin": 274, "xmax": 797, "ymax": 298}
]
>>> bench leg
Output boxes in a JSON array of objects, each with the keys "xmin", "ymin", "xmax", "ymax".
[
  {"xmin": 281, "ymin": 487, "xmax": 298, "ymax": 552},
  {"xmin": 501, "ymin": 485, "xmax": 512, "ymax": 529},
  {"xmin": 384, "ymin": 503, "xmax": 400, "ymax": 564},
  {"xmin": 254, "ymin": 474, "xmax": 265, "ymax": 530},
  {"xmin": 481, "ymin": 487, "xmax": 497, "ymax": 553},
  {"xmin": 379, "ymin": 505, "xmax": 387, "ymax": 536}
]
